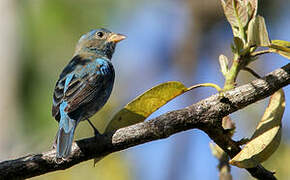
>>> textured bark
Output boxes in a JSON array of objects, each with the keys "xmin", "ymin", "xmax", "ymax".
[{"xmin": 1, "ymin": 63, "xmax": 289, "ymax": 180}]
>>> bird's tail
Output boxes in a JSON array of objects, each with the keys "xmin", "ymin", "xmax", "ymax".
[{"xmin": 56, "ymin": 111, "xmax": 77, "ymax": 159}]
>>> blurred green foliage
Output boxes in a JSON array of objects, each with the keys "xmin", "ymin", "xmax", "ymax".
[
  {"xmin": 18, "ymin": 0, "xmax": 117, "ymax": 135},
  {"xmin": 17, "ymin": 0, "xmax": 135, "ymax": 179},
  {"xmin": 32, "ymin": 153, "xmax": 131, "ymax": 180}
]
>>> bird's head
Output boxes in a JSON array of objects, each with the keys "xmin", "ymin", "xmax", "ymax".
[{"xmin": 74, "ymin": 28, "xmax": 126, "ymax": 59}]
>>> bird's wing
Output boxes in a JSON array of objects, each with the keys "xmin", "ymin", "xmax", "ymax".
[{"xmin": 52, "ymin": 55, "xmax": 114, "ymax": 120}]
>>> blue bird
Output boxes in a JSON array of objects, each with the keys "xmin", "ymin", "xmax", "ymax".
[{"xmin": 52, "ymin": 28, "xmax": 126, "ymax": 159}]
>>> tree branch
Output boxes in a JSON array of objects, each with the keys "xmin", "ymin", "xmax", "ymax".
[{"xmin": 1, "ymin": 63, "xmax": 290, "ymax": 180}]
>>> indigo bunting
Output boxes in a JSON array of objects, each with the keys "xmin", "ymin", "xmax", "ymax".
[{"xmin": 52, "ymin": 28, "xmax": 126, "ymax": 159}]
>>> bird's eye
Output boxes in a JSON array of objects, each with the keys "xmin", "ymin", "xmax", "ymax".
[{"xmin": 97, "ymin": 31, "xmax": 104, "ymax": 38}]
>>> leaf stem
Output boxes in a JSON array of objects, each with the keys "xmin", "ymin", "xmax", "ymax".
[
  {"xmin": 187, "ymin": 83, "xmax": 222, "ymax": 92},
  {"xmin": 251, "ymin": 49, "xmax": 273, "ymax": 57},
  {"xmin": 224, "ymin": 57, "xmax": 240, "ymax": 90}
]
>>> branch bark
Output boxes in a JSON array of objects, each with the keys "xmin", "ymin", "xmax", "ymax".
[{"xmin": 1, "ymin": 63, "xmax": 290, "ymax": 180}]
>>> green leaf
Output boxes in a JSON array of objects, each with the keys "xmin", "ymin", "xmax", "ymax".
[
  {"xmin": 219, "ymin": 54, "xmax": 229, "ymax": 76},
  {"xmin": 269, "ymin": 40, "xmax": 290, "ymax": 59},
  {"xmin": 232, "ymin": 26, "xmax": 241, "ymax": 39},
  {"xmin": 230, "ymin": 89, "xmax": 285, "ymax": 168},
  {"xmin": 247, "ymin": 15, "xmax": 270, "ymax": 47},
  {"xmin": 246, "ymin": 0, "xmax": 258, "ymax": 20},
  {"xmin": 105, "ymin": 81, "xmax": 190, "ymax": 132},
  {"xmin": 223, "ymin": 0, "xmax": 249, "ymax": 28},
  {"xmin": 233, "ymin": 36, "xmax": 244, "ymax": 52}
]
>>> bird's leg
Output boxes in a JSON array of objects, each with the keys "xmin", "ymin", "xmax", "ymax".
[
  {"xmin": 86, "ymin": 118, "xmax": 100, "ymax": 136},
  {"xmin": 51, "ymin": 130, "xmax": 58, "ymax": 150}
]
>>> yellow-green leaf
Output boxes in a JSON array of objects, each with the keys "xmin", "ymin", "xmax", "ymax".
[
  {"xmin": 247, "ymin": 15, "xmax": 270, "ymax": 47},
  {"xmin": 269, "ymin": 40, "xmax": 290, "ymax": 59},
  {"xmin": 105, "ymin": 81, "xmax": 189, "ymax": 132},
  {"xmin": 230, "ymin": 89, "xmax": 285, "ymax": 168},
  {"xmin": 271, "ymin": 40, "xmax": 290, "ymax": 47},
  {"xmin": 105, "ymin": 82, "xmax": 222, "ymax": 133},
  {"xmin": 95, "ymin": 81, "xmax": 221, "ymax": 165}
]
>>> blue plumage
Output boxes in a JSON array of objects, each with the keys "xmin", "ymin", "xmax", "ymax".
[{"xmin": 52, "ymin": 28, "xmax": 126, "ymax": 159}]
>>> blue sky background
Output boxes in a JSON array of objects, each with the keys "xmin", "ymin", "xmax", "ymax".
[{"xmin": 110, "ymin": 1, "xmax": 290, "ymax": 179}]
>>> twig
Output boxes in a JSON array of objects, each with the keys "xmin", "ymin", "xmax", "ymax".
[
  {"xmin": 251, "ymin": 49, "xmax": 274, "ymax": 57},
  {"xmin": 0, "ymin": 63, "xmax": 289, "ymax": 180}
]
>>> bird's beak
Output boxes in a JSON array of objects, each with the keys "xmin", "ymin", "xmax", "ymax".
[{"xmin": 108, "ymin": 33, "xmax": 126, "ymax": 43}]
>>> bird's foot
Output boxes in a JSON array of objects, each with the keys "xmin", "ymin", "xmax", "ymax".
[
  {"xmin": 51, "ymin": 142, "xmax": 57, "ymax": 150},
  {"xmin": 51, "ymin": 132, "xmax": 58, "ymax": 150}
]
